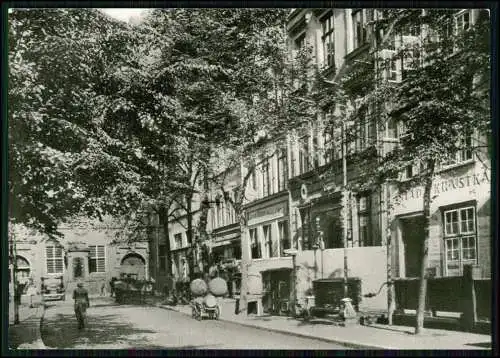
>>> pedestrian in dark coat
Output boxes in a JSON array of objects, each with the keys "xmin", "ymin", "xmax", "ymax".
[
  {"xmin": 73, "ymin": 282, "xmax": 90, "ymax": 330},
  {"xmin": 110, "ymin": 277, "xmax": 117, "ymax": 297}
]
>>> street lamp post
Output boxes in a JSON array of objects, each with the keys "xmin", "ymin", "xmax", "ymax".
[{"xmin": 341, "ymin": 120, "xmax": 349, "ymax": 299}]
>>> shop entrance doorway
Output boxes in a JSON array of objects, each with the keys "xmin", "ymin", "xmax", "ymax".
[
  {"xmin": 262, "ymin": 269, "xmax": 292, "ymax": 316},
  {"xmin": 401, "ymin": 215, "xmax": 425, "ymax": 278}
]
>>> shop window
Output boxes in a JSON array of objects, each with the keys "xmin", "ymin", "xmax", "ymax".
[
  {"xmin": 323, "ymin": 217, "xmax": 343, "ymax": 249},
  {"xmin": 89, "ymin": 245, "xmax": 105, "ymax": 274},
  {"xmin": 233, "ymin": 244, "xmax": 242, "ymax": 260},
  {"xmin": 264, "ymin": 224, "xmax": 277, "ymax": 258},
  {"xmin": 278, "ymin": 221, "xmax": 291, "ymax": 257},
  {"xmin": 358, "ymin": 195, "xmax": 373, "ymax": 246},
  {"xmin": 443, "ymin": 206, "xmax": 477, "ymax": 276},
  {"xmin": 159, "ymin": 244, "xmax": 166, "ymax": 271},
  {"xmin": 46, "ymin": 244, "xmax": 64, "ymax": 274},
  {"xmin": 250, "ymin": 228, "xmax": 262, "ymax": 259}
]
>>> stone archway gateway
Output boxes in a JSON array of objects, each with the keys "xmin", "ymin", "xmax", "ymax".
[
  {"xmin": 120, "ymin": 253, "xmax": 146, "ymax": 280},
  {"xmin": 16, "ymin": 255, "xmax": 31, "ymax": 282}
]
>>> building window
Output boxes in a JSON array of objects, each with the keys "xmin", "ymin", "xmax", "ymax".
[
  {"xmin": 46, "ymin": 245, "xmax": 64, "ymax": 274},
  {"xmin": 89, "ymin": 245, "xmax": 105, "ymax": 274},
  {"xmin": 250, "ymin": 228, "xmax": 262, "ymax": 259},
  {"xmin": 441, "ymin": 133, "xmax": 474, "ymax": 167},
  {"xmin": 277, "ymin": 148, "xmax": 288, "ymax": 191},
  {"xmin": 278, "ymin": 221, "xmax": 290, "ymax": 257},
  {"xmin": 295, "ymin": 34, "xmax": 305, "ymax": 50},
  {"xmin": 312, "ymin": 136, "xmax": 320, "ymax": 168},
  {"xmin": 299, "ymin": 135, "xmax": 310, "ymax": 174},
  {"xmin": 386, "ymin": 118, "xmax": 399, "ymax": 138},
  {"xmin": 352, "ymin": 9, "xmax": 367, "ymax": 49},
  {"xmin": 251, "ymin": 170, "xmax": 257, "ymax": 190},
  {"xmin": 323, "ymin": 128, "xmax": 333, "ymax": 163},
  {"xmin": 233, "ymin": 243, "xmax": 242, "ymax": 260},
  {"xmin": 262, "ymin": 159, "xmax": 271, "ymax": 197},
  {"xmin": 174, "ymin": 233, "xmax": 182, "ymax": 249},
  {"xmin": 455, "ymin": 10, "xmax": 471, "ymax": 34},
  {"xmin": 385, "ymin": 57, "xmax": 398, "ymax": 82},
  {"xmin": 358, "ymin": 196, "xmax": 372, "ymax": 246},
  {"xmin": 321, "ymin": 11, "xmax": 335, "ymax": 68},
  {"xmin": 444, "ymin": 206, "xmax": 477, "ymax": 276},
  {"xmin": 159, "ymin": 244, "xmax": 166, "ymax": 271}
]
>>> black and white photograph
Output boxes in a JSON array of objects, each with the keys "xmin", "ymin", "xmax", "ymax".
[{"xmin": 5, "ymin": 4, "xmax": 494, "ymax": 352}]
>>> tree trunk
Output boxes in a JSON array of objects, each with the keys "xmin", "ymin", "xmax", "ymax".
[
  {"xmin": 158, "ymin": 207, "xmax": 173, "ymax": 280},
  {"xmin": 386, "ymin": 184, "xmax": 395, "ymax": 325},
  {"xmin": 185, "ymin": 195, "xmax": 196, "ymax": 281},
  {"xmin": 236, "ymin": 209, "xmax": 247, "ymax": 314},
  {"xmin": 415, "ymin": 161, "xmax": 435, "ymax": 334},
  {"xmin": 12, "ymin": 234, "xmax": 20, "ymax": 324},
  {"xmin": 198, "ymin": 195, "xmax": 211, "ymax": 274}
]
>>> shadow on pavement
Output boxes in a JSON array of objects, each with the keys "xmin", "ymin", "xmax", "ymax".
[
  {"xmin": 41, "ymin": 312, "xmax": 160, "ymax": 349},
  {"xmin": 297, "ymin": 318, "xmax": 336, "ymax": 326}
]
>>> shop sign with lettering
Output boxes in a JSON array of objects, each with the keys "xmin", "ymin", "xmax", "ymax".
[
  {"xmin": 248, "ymin": 203, "xmax": 288, "ymax": 225},
  {"xmin": 396, "ymin": 170, "xmax": 490, "ymax": 204}
]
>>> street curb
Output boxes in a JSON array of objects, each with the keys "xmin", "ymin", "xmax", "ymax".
[{"xmin": 156, "ymin": 304, "xmax": 391, "ymax": 350}]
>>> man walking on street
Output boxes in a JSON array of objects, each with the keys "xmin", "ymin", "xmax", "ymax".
[{"xmin": 73, "ymin": 282, "xmax": 90, "ymax": 330}]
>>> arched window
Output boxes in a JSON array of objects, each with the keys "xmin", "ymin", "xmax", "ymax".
[{"xmin": 16, "ymin": 256, "xmax": 31, "ymax": 280}]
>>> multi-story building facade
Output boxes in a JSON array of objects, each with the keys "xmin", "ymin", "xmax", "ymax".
[
  {"xmin": 9, "ymin": 218, "xmax": 150, "ymax": 300},
  {"xmin": 238, "ymin": 8, "xmax": 490, "ymax": 317},
  {"xmin": 379, "ymin": 9, "xmax": 492, "ymax": 281}
]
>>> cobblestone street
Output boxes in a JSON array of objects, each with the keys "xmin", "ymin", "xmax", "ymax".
[{"xmin": 40, "ymin": 298, "xmax": 348, "ymax": 349}]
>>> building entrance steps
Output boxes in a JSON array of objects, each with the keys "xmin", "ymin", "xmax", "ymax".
[{"xmin": 157, "ymin": 298, "xmax": 491, "ymax": 350}]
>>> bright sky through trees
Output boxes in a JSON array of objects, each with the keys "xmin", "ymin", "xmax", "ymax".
[{"xmin": 98, "ymin": 8, "xmax": 148, "ymax": 22}]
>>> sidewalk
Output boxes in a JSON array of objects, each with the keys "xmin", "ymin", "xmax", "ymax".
[
  {"xmin": 157, "ymin": 298, "xmax": 491, "ymax": 350},
  {"xmin": 8, "ymin": 300, "xmax": 46, "ymax": 350}
]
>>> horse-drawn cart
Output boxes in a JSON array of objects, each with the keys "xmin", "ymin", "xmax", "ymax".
[{"xmin": 114, "ymin": 278, "xmax": 154, "ymax": 304}]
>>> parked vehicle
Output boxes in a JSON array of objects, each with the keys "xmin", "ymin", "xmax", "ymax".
[
  {"xmin": 41, "ymin": 276, "xmax": 65, "ymax": 301},
  {"xmin": 114, "ymin": 277, "xmax": 154, "ymax": 304}
]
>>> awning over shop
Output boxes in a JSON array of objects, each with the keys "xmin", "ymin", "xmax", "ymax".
[{"xmin": 260, "ymin": 267, "xmax": 293, "ymax": 273}]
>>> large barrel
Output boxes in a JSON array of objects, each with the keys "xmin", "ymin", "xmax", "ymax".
[
  {"xmin": 208, "ymin": 277, "xmax": 228, "ymax": 297},
  {"xmin": 190, "ymin": 279, "xmax": 208, "ymax": 297},
  {"xmin": 203, "ymin": 294, "xmax": 217, "ymax": 308}
]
